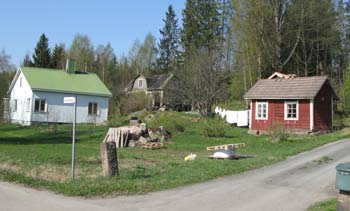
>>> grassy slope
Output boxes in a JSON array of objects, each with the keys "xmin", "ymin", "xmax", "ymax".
[
  {"xmin": 0, "ymin": 112, "xmax": 349, "ymax": 197},
  {"xmin": 308, "ymin": 199, "xmax": 336, "ymax": 211}
]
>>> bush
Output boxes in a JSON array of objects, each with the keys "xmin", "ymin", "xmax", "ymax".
[
  {"xmin": 120, "ymin": 92, "xmax": 151, "ymax": 115},
  {"xmin": 201, "ymin": 117, "xmax": 225, "ymax": 137},
  {"xmin": 267, "ymin": 122, "xmax": 289, "ymax": 143},
  {"xmin": 148, "ymin": 112, "xmax": 190, "ymax": 134},
  {"xmin": 215, "ymin": 100, "xmax": 246, "ymax": 111},
  {"xmin": 107, "ymin": 115, "xmax": 129, "ymax": 127}
]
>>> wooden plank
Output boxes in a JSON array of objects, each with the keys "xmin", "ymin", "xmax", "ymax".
[
  {"xmin": 206, "ymin": 143, "xmax": 245, "ymax": 151},
  {"xmin": 141, "ymin": 142, "xmax": 164, "ymax": 150},
  {"xmin": 103, "ymin": 132, "xmax": 110, "ymax": 143}
]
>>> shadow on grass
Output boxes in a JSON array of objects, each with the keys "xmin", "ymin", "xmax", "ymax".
[
  {"xmin": 223, "ymin": 134, "xmax": 236, "ymax": 138},
  {"xmin": 0, "ymin": 131, "xmax": 73, "ymax": 145},
  {"xmin": 0, "ymin": 123, "xmax": 98, "ymax": 145},
  {"xmin": 0, "ymin": 125, "xmax": 33, "ymax": 132}
]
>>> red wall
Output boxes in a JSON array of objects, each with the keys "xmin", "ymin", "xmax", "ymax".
[
  {"xmin": 251, "ymin": 99, "xmax": 311, "ymax": 133},
  {"xmin": 314, "ymin": 83, "xmax": 333, "ymax": 132}
]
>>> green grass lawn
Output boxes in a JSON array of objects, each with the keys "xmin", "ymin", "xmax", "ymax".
[
  {"xmin": 0, "ymin": 111, "xmax": 349, "ymax": 197},
  {"xmin": 308, "ymin": 199, "xmax": 336, "ymax": 211}
]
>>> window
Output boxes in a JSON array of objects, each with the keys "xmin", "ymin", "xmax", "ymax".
[
  {"xmin": 26, "ymin": 98, "xmax": 31, "ymax": 112},
  {"xmin": 34, "ymin": 99, "xmax": 47, "ymax": 112},
  {"xmin": 285, "ymin": 101, "xmax": 298, "ymax": 120},
  {"xmin": 256, "ymin": 101, "xmax": 268, "ymax": 120},
  {"xmin": 88, "ymin": 102, "xmax": 99, "ymax": 116},
  {"xmin": 20, "ymin": 77, "xmax": 22, "ymax": 87},
  {"xmin": 13, "ymin": 100, "xmax": 17, "ymax": 112},
  {"xmin": 138, "ymin": 79, "xmax": 143, "ymax": 87}
]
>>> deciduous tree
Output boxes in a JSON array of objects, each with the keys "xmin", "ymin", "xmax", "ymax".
[
  {"xmin": 69, "ymin": 34, "xmax": 94, "ymax": 72},
  {"xmin": 0, "ymin": 49, "xmax": 16, "ymax": 72},
  {"xmin": 176, "ymin": 50, "xmax": 231, "ymax": 116}
]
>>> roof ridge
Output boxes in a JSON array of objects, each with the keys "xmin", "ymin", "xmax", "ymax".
[
  {"xmin": 21, "ymin": 66, "xmax": 63, "ymax": 72},
  {"xmin": 259, "ymin": 75, "xmax": 328, "ymax": 81},
  {"xmin": 21, "ymin": 66, "xmax": 98, "ymax": 75}
]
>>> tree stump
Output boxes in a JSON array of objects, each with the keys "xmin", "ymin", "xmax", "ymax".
[
  {"xmin": 337, "ymin": 191, "xmax": 350, "ymax": 211},
  {"xmin": 101, "ymin": 142, "xmax": 119, "ymax": 177}
]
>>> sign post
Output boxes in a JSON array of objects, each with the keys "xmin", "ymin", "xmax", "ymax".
[{"xmin": 64, "ymin": 96, "xmax": 77, "ymax": 179}]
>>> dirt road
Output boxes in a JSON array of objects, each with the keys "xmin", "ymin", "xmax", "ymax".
[{"xmin": 1, "ymin": 139, "xmax": 349, "ymax": 211}]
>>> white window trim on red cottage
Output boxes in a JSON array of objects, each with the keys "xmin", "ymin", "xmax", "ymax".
[{"xmin": 256, "ymin": 101, "xmax": 268, "ymax": 120}]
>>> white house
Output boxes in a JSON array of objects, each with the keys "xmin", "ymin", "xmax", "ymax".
[{"xmin": 5, "ymin": 66, "xmax": 112, "ymax": 126}]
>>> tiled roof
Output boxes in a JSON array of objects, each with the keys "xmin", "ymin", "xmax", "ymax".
[
  {"xmin": 125, "ymin": 73, "xmax": 173, "ymax": 91},
  {"xmin": 244, "ymin": 76, "xmax": 338, "ymax": 100}
]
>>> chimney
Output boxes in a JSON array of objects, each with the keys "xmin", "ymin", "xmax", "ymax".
[{"xmin": 66, "ymin": 58, "xmax": 76, "ymax": 74}]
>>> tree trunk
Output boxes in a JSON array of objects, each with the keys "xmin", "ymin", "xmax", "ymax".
[
  {"xmin": 219, "ymin": 0, "xmax": 226, "ymax": 71},
  {"xmin": 274, "ymin": 1, "xmax": 283, "ymax": 70},
  {"xmin": 316, "ymin": 24, "xmax": 319, "ymax": 76}
]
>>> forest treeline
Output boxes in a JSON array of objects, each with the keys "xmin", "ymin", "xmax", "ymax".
[{"xmin": 1, "ymin": 0, "xmax": 350, "ymax": 118}]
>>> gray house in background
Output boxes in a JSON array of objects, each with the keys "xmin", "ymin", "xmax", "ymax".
[{"xmin": 125, "ymin": 73, "xmax": 174, "ymax": 109}]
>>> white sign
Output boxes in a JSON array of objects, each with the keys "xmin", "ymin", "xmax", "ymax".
[{"xmin": 64, "ymin": 97, "xmax": 76, "ymax": 104}]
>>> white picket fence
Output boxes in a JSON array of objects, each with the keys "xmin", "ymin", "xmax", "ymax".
[{"xmin": 215, "ymin": 107, "xmax": 249, "ymax": 127}]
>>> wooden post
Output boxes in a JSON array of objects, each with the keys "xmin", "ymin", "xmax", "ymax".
[
  {"xmin": 152, "ymin": 93, "xmax": 155, "ymax": 109},
  {"xmin": 160, "ymin": 91, "xmax": 164, "ymax": 107},
  {"xmin": 101, "ymin": 142, "xmax": 119, "ymax": 177}
]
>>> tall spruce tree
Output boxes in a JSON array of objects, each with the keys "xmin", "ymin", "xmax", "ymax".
[
  {"xmin": 181, "ymin": 0, "xmax": 220, "ymax": 54},
  {"xmin": 50, "ymin": 44, "xmax": 66, "ymax": 69},
  {"xmin": 158, "ymin": 5, "xmax": 180, "ymax": 73},
  {"xmin": 33, "ymin": 33, "xmax": 51, "ymax": 68}
]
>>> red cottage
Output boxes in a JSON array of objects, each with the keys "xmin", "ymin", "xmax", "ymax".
[{"xmin": 244, "ymin": 72, "xmax": 338, "ymax": 134}]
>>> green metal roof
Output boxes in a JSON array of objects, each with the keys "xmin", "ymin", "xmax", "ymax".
[{"xmin": 20, "ymin": 67, "xmax": 112, "ymax": 97}]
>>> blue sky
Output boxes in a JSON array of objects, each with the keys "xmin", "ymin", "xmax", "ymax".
[{"xmin": 0, "ymin": 0, "xmax": 186, "ymax": 66}]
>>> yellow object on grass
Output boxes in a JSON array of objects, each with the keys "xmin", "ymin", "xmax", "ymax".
[{"xmin": 184, "ymin": 153, "xmax": 197, "ymax": 161}]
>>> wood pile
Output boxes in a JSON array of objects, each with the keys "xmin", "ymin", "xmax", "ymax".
[{"xmin": 103, "ymin": 123, "xmax": 170, "ymax": 149}]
